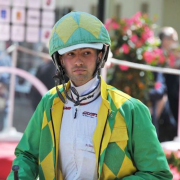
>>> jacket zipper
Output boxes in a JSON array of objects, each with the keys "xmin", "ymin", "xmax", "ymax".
[
  {"xmin": 50, "ymin": 109, "xmax": 56, "ymax": 179},
  {"xmin": 97, "ymin": 110, "xmax": 109, "ymax": 179}
]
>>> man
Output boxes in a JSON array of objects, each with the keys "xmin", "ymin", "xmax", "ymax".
[
  {"xmin": 159, "ymin": 27, "xmax": 179, "ymax": 123},
  {"xmin": 150, "ymin": 27, "xmax": 178, "ymax": 142},
  {"xmin": 30, "ymin": 46, "xmax": 56, "ymax": 110},
  {"xmin": 8, "ymin": 11, "xmax": 172, "ymax": 180}
]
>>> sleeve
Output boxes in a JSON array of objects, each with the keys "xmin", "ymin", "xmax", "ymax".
[
  {"xmin": 122, "ymin": 99, "xmax": 173, "ymax": 180},
  {"xmin": 7, "ymin": 97, "xmax": 45, "ymax": 180}
]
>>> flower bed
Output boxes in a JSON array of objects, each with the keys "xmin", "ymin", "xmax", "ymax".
[
  {"xmin": 105, "ymin": 12, "xmax": 174, "ymax": 105},
  {"xmin": 163, "ymin": 148, "xmax": 180, "ymax": 179}
]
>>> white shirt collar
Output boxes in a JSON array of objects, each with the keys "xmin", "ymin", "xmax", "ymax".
[
  {"xmin": 70, "ymin": 76, "xmax": 100, "ymax": 105},
  {"xmin": 70, "ymin": 76, "xmax": 99, "ymax": 96}
]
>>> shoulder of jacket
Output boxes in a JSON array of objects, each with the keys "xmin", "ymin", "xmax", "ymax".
[
  {"xmin": 106, "ymin": 85, "xmax": 146, "ymax": 109},
  {"xmin": 106, "ymin": 84, "xmax": 131, "ymax": 100},
  {"xmin": 41, "ymin": 84, "xmax": 63, "ymax": 101}
]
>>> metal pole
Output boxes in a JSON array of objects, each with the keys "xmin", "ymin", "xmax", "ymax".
[
  {"xmin": 178, "ymin": 76, "xmax": 180, "ymax": 137},
  {"xmin": 98, "ymin": 0, "xmax": 105, "ymax": 22},
  {"xmin": 6, "ymin": 45, "xmax": 18, "ymax": 130},
  {"xmin": 101, "ymin": 64, "xmax": 107, "ymax": 82}
]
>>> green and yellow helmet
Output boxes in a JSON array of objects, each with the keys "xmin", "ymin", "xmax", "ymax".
[{"xmin": 49, "ymin": 11, "xmax": 111, "ymax": 75}]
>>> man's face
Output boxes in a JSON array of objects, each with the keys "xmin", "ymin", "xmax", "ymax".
[
  {"xmin": 162, "ymin": 36, "xmax": 177, "ymax": 51},
  {"xmin": 60, "ymin": 48, "xmax": 102, "ymax": 87}
]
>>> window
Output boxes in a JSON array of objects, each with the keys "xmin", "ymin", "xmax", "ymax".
[{"xmin": 141, "ymin": 3, "xmax": 148, "ymax": 14}]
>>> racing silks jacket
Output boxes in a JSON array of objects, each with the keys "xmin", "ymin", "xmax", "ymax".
[{"xmin": 7, "ymin": 77, "xmax": 172, "ymax": 180}]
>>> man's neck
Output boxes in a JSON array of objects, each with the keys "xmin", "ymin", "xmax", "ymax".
[{"xmin": 70, "ymin": 76, "xmax": 100, "ymax": 96}]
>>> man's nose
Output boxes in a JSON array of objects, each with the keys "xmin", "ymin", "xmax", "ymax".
[{"xmin": 75, "ymin": 55, "xmax": 83, "ymax": 66}]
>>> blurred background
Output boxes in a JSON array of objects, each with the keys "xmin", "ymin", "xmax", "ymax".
[{"xmin": 0, "ymin": 0, "xmax": 180, "ymax": 179}]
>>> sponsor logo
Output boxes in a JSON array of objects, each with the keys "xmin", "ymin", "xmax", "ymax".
[
  {"xmin": 82, "ymin": 111, "xmax": 97, "ymax": 118},
  {"xmin": 63, "ymin": 106, "xmax": 71, "ymax": 110}
]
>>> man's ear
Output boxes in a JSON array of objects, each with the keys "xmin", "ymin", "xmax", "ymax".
[
  {"xmin": 98, "ymin": 51, "xmax": 103, "ymax": 62},
  {"xmin": 60, "ymin": 56, "xmax": 64, "ymax": 66}
]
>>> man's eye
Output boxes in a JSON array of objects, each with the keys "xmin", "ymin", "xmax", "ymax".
[
  {"xmin": 84, "ymin": 51, "xmax": 91, "ymax": 55},
  {"xmin": 68, "ymin": 52, "xmax": 74, "ymax": 56}
]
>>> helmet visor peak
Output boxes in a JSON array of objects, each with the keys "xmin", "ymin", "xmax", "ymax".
[{"xmin": 58, "ymin": 43, "xmax": 103, "ymax": 55}]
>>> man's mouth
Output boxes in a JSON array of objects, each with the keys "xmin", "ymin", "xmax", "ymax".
[{"xmin": 73, "ymin": 69, "xmax": 86, "ymax": 73}]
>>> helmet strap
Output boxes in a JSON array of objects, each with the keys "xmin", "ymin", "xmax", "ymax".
[
  {"xmin": 53, "ymin": 70, "xmax": 86, "ymax": 106},
  {"xmin": 93, "ymin": 45, "xmax": 108, "ymax": 77},
  {"xmin": 53, "ymin": 71, "xmax": 66, "ymax": 104}
]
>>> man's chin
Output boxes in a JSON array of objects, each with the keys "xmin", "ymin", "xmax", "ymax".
[{"xmin": 71, "ymin": 77, "xmax": 93, "ymax": 86}]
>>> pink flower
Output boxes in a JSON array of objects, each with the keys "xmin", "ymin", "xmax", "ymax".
[
  {"xmin": 135, "ymin": 40, "xmax": 143, "ymax": 48},
  {"xmin": 122, "ymin": 26, "xmax": 128, "ymax": 34},
  {"xmin": 154, "ymin": 82, "xmax": 161, "ymax": 89},
  {"xmin": 133, "ymin": 12, "xmax": 142, "ymax": 20},
  {"xmin": 131, "ymin": 12, "xmax": 142, "ymax": 26},
  {"xmin": 159, "ymin": 55, "xmax": 166, "ymax": 64},
  {"xmin": 147, "ymin": 37, "xmax": 156, "ymax": 44},
  {"xmin": 153, "ymin": 48, "xmax": 166, "ymax": 64},
  {"xmin": 143, "ymin": 51, "xmax": 155, "ymax": 64},
  {"xmin": 105, "ymin": 18, "xmax": 120, "ymax": 30},
  {"xmin": 169, "ymin": 53, "xmax": 175, "ymax": 67},
  {"xmin": 130, "ymin": 34, "xmax": 138, "ymax": 43},
  {"xmin": 105, "ymin": 18, "xmax": 112, "ymax": 30},
  {"xmin": 169, "ymin": 165, "xmax": 180, "ymax": 180},
  {"xmin": 141, "ymin": 26, "xmax": 154, "ymax": 41},
  {"xmin": 121, "ymin": 43, "xmax": 130, "ymax": 54},
  {"xmin": 112, "ymin": 21, "xmax": 120, "ymax": 30},
  {"xmin": 119, "ymin": 65, "xmax": 129, "ymax": 71},
  {"xmin": 164, "ymin": 149, "xmax": 172, "ymax": 158},
  {"xmin": 157, "ymin": 51, "xmax": 165, "ymax": 64},
  {"xmin": 153, "ymin": 48, "xmax": 162, "ymax": 54},
  {"xmin": 141, "ymin": 31, "xmax": 153, "ymax": 41},
  {"xmin": 125, "ymin": 18, "xmax": 133, "ymax": 26}
]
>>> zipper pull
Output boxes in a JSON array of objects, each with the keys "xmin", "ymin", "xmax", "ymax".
[{"xmin": 74, "ymin": 108, "xmax": 77, "ymax": 119}]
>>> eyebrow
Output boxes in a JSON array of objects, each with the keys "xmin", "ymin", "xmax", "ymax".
[{"xmin": 72, "ymin": 48, "xmax": 93, "ymax": 52}]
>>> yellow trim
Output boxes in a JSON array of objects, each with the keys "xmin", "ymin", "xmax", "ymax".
[
  {"xmin": 100, "ymin": 77, "xmax": 110, "ymax": 107},
  {"xmin": 93, "ymin": 77, "xmax": 114, "ymax": 178},
  {"xmin": 41, "ymin": 150, "xmax": 55, "ymax": 180},
  {"xmin": 50, "ymin": 86, "xmax": 59, "ymax": 95},
  {"xmin": 96, "ymin": 77, "xmax": 133, "ymax": 179},
  {"xmin": 50, "ymin": 81, "xmax": 71, "ymax": 179},
  {"xmin": 48, "ymin": 121, "xmax": 55, "ymax": 147},
  {"xmin": 42, "ymin": 111, "xmax": 48, "ymax": 129},
  {"xmin": 51, "ymin": 98, "xmax": 64, "ymax": 179},
  {"xmin": 93, "ymin": 101, "xmax": 109, "ymax": 168}
]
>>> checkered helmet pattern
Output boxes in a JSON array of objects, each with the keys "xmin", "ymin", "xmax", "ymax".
[{"xmin": 48, "ymin": 11, "xmax": 111, "ymax": 56}]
